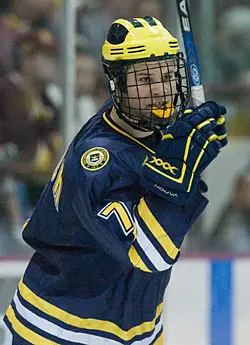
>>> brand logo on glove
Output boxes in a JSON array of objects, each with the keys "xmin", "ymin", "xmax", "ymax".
[
  {"xmin": 154, "ymin": 184, "xmax": 178, "ymax": 198},
  {"xmin": 148, "ymin": 156, "xmax": 179, "ymax": 175}
]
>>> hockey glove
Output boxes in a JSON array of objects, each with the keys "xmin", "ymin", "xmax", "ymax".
[
  {"xmin": 141, "ymin": 101, "xmax": 227, "ymax": 205},
  {"xmin": 214, "ymin": 114, "xmax": 228, "ymax": 148},
  {"xmin": 184, "ymin": 101, "xmax": 228, "ymax": 148}
]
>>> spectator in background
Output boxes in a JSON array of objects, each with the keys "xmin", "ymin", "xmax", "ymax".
[
  {"xmin": 214, "ymin": 6, "xmax": 250, "ymax": 137},
  {"xmin": 208, "ymin": 165, "xmax": 250, "ymax": 253},
  {"xmin": 48, "ymin": 45, "xmax": 100, "ymax": 141},
  {"xmin": 0, "ymin": 29, "xmax": 61, "ymax": 240},
  {"xmin": 0, "ymin": 0, "xmax": 56, "ymax": 75},
  {"xmin": 74, "ymin": 49, "xmax": 99, "ymax": 131},
  {"xmin": 78, "ymin": 0, "xmax": 135, "ymax": 60},
  {"xmin": 133, "ymin": 0, "xmax": 164, "ymax": 23},
  {"xmin": 0, "ymin": 0, "xmax": 9, "ymax": 13},
  {"xmin": 216, "ymin": 6, "xmax": 250, "ymax": 85},
  {"xmin": 77, "ymin": 0, "xmax": 165, "ymax": 61}
]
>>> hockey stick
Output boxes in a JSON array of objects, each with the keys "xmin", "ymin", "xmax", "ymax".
[{"xmin": 176, "ymin": 0, "xmax": 205, "ymax": 106}]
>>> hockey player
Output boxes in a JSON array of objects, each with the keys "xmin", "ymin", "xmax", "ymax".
[{"xmin": 4, "ymin": 17, "xmax": 228, "ymax": 345}]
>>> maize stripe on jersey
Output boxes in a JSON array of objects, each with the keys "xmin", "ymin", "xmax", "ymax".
[
  {"xmin": 6, "ymin": 305, "xmax": 60, "ymax": 345},
  {"xmin": 134, "ymin": 217, "xmax": 172, "ymax": 271},
  {"xmin": 128, "ymin": 245, "xmax": 152, "ymax": 272},
  {"xmin": 18, "ymin": 280, "xmax": 163, "ymax": 342},
  {"xmin": 153, "ymin": 332, "xmax": 163, "ymax": 345},
  {"xmin": 7, "ymin": 292, "xmax": 164, "ymax": 345},
  {"xmin": 137, "ymin": 198, "xmax": 179, "ymax": 259}
]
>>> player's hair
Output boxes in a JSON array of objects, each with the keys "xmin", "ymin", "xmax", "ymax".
[{"xmin": 102, "ymin": 16, "xmax": 191, "ymax": 131}]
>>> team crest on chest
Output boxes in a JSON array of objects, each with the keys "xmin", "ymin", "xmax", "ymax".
[{"xmin": 81, "ymin": 147, "xmax": 109, "ymax": 171}]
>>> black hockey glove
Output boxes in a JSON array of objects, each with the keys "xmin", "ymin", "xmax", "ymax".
[
  {"xmin": 141, "ymin": 101, "xmax": 227, "ymax": 205},
  {"xmin": 214, "ymin": 114, "xmax": 228, "ymax": 148},
  {"xmin": 184, "ymin": 103, "xmax": 228, "ymax": 148}
]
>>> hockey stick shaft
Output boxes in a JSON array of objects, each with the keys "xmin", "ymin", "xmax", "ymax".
[{"xmin": 176, "ymin": 0, "xmax": 205, "ymax": 106}]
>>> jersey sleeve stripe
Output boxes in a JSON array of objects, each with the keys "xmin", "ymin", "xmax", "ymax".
[
  {"xmin": 132, "ymin": 240, "xmax": 163, "ymax": 272},
  {"xmin": 133, "ymin": 218, "xmax": 172, "ymax": 271},
  {"xmin": 134, "ymin": 218, "xmax": 178, "ymax": 266},
  {"xmin": 137, "ymin": 198, "xmax": 179, "ymax": 260},
  {"xmin": 128, "ymin": 245, "xmax": 152, "ymax": 272}
]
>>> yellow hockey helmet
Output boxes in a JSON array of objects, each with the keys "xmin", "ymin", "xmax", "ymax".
[
  {"xmin": 102, "ymin": 17, "xmax": 191, "ymax": 131},
  {"xmin": 102, "ymin": 17, "xmax": 179, "ymax": 61}
]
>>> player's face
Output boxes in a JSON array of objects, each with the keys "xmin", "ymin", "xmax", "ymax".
[{"xmin": 123, "ymin": 59, "xmax": 177, "ymax": 118}]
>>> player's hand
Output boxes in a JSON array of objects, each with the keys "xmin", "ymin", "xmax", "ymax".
[
  {"xmin": 141, "ymin": 101, "xmax": 227, "ymax": 204},
  {"xmin": 183, "ymin": 101, "xmax": 228, "ymax": 148},
  {"xmin": 214, "ymin": 113, "xmax": 228, "ymax": 148}
]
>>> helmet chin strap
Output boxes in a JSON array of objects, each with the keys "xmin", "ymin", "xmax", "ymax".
[
  {"xmin": 112, "ymin": 99, "xmax": 153, "ymax": 132},
  {"xmin": 111, "ymin": 82, "xmax": 160, "ymax": 132}
]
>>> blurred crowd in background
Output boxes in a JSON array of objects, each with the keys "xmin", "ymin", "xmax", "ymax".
[{"xmin": 0, "ymin": 0, "xmax": 249, "ymax": 256}]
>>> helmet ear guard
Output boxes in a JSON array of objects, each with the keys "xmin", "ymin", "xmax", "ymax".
[
  {"xmin": 103, "ymin": 59, "xmax": 127, "ymax": 95},
  {"xmin": 102, "ymin": 61, "xmax": 111, "ymax": 78}
]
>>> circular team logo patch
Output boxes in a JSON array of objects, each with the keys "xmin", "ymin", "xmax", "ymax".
[{"xmin": 81, "ymin": 147, "xmax": 109, "ymax": 171}]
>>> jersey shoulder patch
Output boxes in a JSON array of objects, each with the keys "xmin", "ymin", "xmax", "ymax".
[{"xmin": 81, "ymin": 147, "xmax": 109, "ymax": 171}]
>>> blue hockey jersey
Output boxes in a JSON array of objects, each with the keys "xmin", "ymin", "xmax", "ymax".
[{"xmin": 4, "ymin": 99, "xmax": 208, "ymax": 345}]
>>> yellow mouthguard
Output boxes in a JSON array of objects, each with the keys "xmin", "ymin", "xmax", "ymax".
[{"xmin": 151, "ymin": 102, "xmax": 175, "ymax": 118}]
